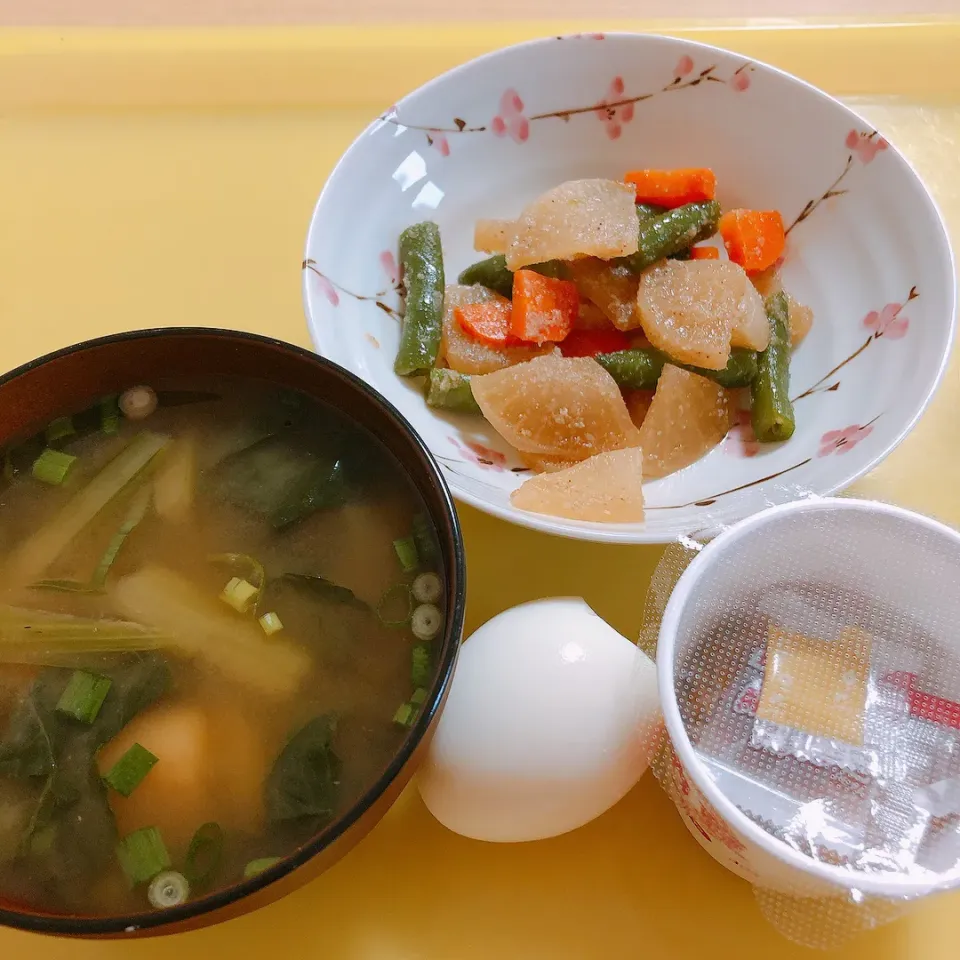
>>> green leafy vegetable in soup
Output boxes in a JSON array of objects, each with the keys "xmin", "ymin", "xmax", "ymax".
[{"xmin": 0, "ymin": 380, "xmax": 445, "ymax": 916}]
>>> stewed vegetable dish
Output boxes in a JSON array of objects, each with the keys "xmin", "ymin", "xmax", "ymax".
[
  {"xmin": 392, "ymin": 170, "xmax": 813, "ymax": 523},
  {"xmin": 0, "ymin": 381, "xmax": 443, "ymax": 916}
]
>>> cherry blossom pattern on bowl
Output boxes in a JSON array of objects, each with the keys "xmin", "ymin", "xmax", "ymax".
[{"xmin": 303, "ymin": 32, "xmax": 956, "ymax": 545}]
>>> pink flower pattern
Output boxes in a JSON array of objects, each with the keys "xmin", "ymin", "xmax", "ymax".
[
  {"xmin": 593, "ymin": 76, "xmax": 634, "ymax": 140},
  {"xmin": 427, "ymin": 130, "xmax": 450, "ymax": 156},
  {"xmin": 864, "ymin": 301, "xmax": 910, "ymax": 340},
  {"xmin": 674, "ymin": 55, "xmax": 694, "ymax": 79},
  {"xmin": 379, "ymin": 250, "xmax": 399, "ymax": 285},
  {"xmin": 819, "ymin": 424, "xmax": 874, "ymax": 457},
  {"xmin": 845, "ymin": 129, "xmax": 888, "ymax": 164},
  {"xmin": 491, "ymin": 89, "xmax": 529, "ymax": 143},
  {"xmin": 729, "ymin": 70, "xmax": 751, "ymax": 93},
  {"xmin": 449, "ymin": 437, "xmax": 507, "ymax": 470},
  {"xmin": 314, "ymin": 272, "xmax": 339, "ymax": 307}
]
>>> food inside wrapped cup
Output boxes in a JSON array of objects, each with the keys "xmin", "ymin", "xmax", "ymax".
[{"xmin": 679, "ymin": 584, "xmax": 960, "ymax": 877}]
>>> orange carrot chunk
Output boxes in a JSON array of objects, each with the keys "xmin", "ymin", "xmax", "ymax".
[
  {"xmin": 454, "ymin": 301, "xmax": 513, "ymax": 346},
  {"xmin": 718, "ymin": 209, "xmax": 786, "ymax": 274},
  {"xmin": 689, "ymin": 246, "xmax": 720, "ymax": 260},
  {"xmin": 511, "ymin": 270, "xmax": 579, "ymax": 344},
  {"xmin": 624, "ymin": 168, "xmax": 716, "ymax": 208}
]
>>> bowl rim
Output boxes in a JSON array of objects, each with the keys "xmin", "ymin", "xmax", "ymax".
[
  {"xmin": 302, "ymin": 30, "xmax": 958, "ymax": 545},
  {"xmin": 657, "ymin": 496, "xmax": 960, "ymax": 898},
  {"xmin": 0, "ymin": 326, "xmax": 466, "ymax": 936}
]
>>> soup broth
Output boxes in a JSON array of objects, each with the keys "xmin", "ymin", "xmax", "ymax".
[{"xmin": 0, "ymin": 380, "xmax": 443, "ymax": 917}]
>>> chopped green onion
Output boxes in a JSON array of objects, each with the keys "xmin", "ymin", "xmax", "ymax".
[
  {"xmin": 117, "ymin": 826, "xmax": 171, "ymax": 885},
  {"xmin": 210, "ymin": 554, "xmax": 264, "ymax": 613},
  {"xmin": 45, "ymin": 416, "xmax": 76, "ymax": 445},
  {"xmin": 147, "ymin": 870, "xmax": 190, "ymax": 908},
  {"xmin": 29, "ymin": 578, "xmax": 104, "ymax": 594},
  {"xmin": 412, "ymin": 513, "xmax": 438, "ymax": 563},
  {"xmin": 220, "ymin": 577, "xmax": 259, "ymax": 614},
  {"xmin": 258, "ymin": 611, "xmax": 284, "ymax": 636},
  {"xmin": 392, "ymin": 702, "xmax": 415, "ymax": 727},
  {"xmin": 56, "ymin": 670, "xmax": 112, "ymax": 723},
  {"xmin": 92, "ymin": 486, "xmax": 152, "ymax": 587},
  {"xmin": 393, "ymin": 536, "xmax": 419, "ymax": 573},
  {"xmin": 184, "ymin": 822, "xmax": 224, "ymax": 889},
  {"xmin": 103, "ymin": 742, "xmax": 158, "ymax": 797},
  {"xmin": 410, "ymin": 687, "xmax": 428, "ymax": 706},
  {"xmin": 411, "ymin": 643, "xmax": 431, "ymax": 688},
  {"xmin": 411, "ymin": 572, "xmax": 442, "ymax": 605},
  {"xmin": 31, "ymin": 448, "xmax": 77, "ymax": 485},
  {"xmin": 377, "ymin": 583, "xmax": 413, "ymax": 628},
  {"xmin": 100, "ymin": 395, "xmax": 121, "ymax": 434},
  {"xmin": 412, "ymin": 603, "xmax": 442, "ymax": 641},
  {"xmin": 243, "ymin": 857, "xmax": 282, "ymax": 879}
]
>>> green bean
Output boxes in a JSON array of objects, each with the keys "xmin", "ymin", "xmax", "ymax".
[
  {"xmin": 635, "ymin": 203, "xmax": 667, "ymax": 221},
  {"xmin": 751, "ymin": 292, "xmax": 795, "ymax": 442},
  {"xmin": 615, "ymin": 201, "xmax": 722, "ymax": 274},
  {"xmin": 457, "ymin": 255, "xmax": 568, "ymax": 299},
  {"xmin": 395, "ymin": 222, "xmax": 445, "ymax": 376},
  {"xmin": 596, "ymin": 347, "xmax": 758, "ymax": 390},
  {"xmin": 595, "ymin": 349, "xmax": 665, "ymax": 389},
  {"xmin": 425, "ymin": 369, "xmax": 481, "ymax": 414}
]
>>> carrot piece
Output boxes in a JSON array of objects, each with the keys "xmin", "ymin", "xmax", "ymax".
[
  {"xmin": 559, "ymin": 329, "xmax": 630, "ymax": 357},
  {"xmin": 454, "ymin": 301, "xmax": 513, "ymax": 346},
  {"xmin": 624, "ymin": 168, "xmax": 716, "ymax": 208},
  {"xmin": 511, "ymin": 270, "xmax": 579, "ymax": 344},
  {"xmin": 689, "ymin": 245, "xmax": 720, "ymax": 260},
  {"xmin": 718, "ymin": 209, "xmax": 786, "ymax": 274}
]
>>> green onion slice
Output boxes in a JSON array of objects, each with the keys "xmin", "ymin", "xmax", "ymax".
[
  {"xmin": 56, "ymin": 670, "xmax": 112, "ymax": 723},
  {"xmin": 258, "ymin": 611, "xmax": 283, "ymax": 636},
  {"xmin": 92, "ymin": 486, "xmax": 152, "ymax": 587},
  {"xmin": 377, "ymin": 583, "xmax": 413, "ymax": 628},
  {"xmin": 45, "ymin": 416, "xmax": 76, "ymax": 445},
  {"xmin": 118, "ymin": 826, "xmax": 172, "ymax": 886},
  {"xmin": 411, "ymin": 572, "xmax": 442, "ymax": 605},
  {"xmin": 103, "ymin": 742, "xmax": 158, "ymax": 797},
  {"xmin": 411, "ymin": 643, "xmax": 432, "ymax": 689},
  {"xmin": 392, "ymin": 702, "xmax": 415, "ymax": 727},
  {"xmin": 393, "ymin": 536, "xmax": 419, "ymax": 573},
  {"xmin": 209, "ymin": 554, "xmax": 265, "ymax": 613},
  {"xmin": 410, "ymin": 687, "xmax": 428, "ymax": 706},
  {"xmin": 411, "ymin": 603, "xmax": 442, "ymax": 641},
  {"xmin": 100, "ymin": 395, "xmax": 121, "ymax": 434},
  {"xmin": 147, "ymin": 870, "xmax": 190, "ymax": 908},
  {"xmin": 243, "ymin": 857, "xmax": 282, "ymax": 879},
  {"xmin": 32, "ymin": 448, "xmax": 77, "ymax": 486},
  {"xmin": 184, "ymin": 822, "xmax": 224, "ymax": 889}
]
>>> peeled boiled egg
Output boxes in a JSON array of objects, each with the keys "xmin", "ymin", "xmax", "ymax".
[{"xmin": 418, "ymin": 597, "xmax": 662, "ymax": 842}]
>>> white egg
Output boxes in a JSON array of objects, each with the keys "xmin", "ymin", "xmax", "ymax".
[{"xmin": 418, "ymin": 597, "xmax": 662, "ymax": 842}]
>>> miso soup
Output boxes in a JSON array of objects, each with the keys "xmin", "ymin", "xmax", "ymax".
[{"xmin": 0, "ymin": 381, "xmax": 444, "ymax": 916}]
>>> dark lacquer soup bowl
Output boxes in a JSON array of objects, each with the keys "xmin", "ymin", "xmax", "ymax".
[{"xmin": 0, "ymin": 328, "xmax": 465, "ymax": 938}]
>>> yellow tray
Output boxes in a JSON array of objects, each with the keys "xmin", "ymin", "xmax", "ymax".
[{"xmin": 1, "ymin": 20, "xmax": 958, "ymax": 960}]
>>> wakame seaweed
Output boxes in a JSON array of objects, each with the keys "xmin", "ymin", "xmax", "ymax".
[
  {"xmin": 0, "ymin": 654, "xmax": 171, "ymax": 899},
  {"xmin": 264, "ymin": 714, "xmax": 341, "ymax": 825},
  {"xmin": 211, "ymin": 436, "xmax": 348, "ymax": 529},
  {"xmin": 277, "ymin": 574, "xmax": 369, "ymax": 611}
]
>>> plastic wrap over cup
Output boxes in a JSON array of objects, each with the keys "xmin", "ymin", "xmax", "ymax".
[{"xmin": 648, "ymin": 498, "xmax": 960, "ymax": 945}]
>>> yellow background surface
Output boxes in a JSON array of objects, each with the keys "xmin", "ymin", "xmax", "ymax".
[{"xmin": 0, "ymin": 21, "xmax": 958, "ymax": 959}]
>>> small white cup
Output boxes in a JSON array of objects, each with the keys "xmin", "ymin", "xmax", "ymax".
[{"xmin": 658, "ymin": 497, "xmax": 960, "ymax": 899}]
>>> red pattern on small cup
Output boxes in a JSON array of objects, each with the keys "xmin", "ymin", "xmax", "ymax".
[
  {"xmin": 674, "ymin": 55, "xmax": 694, "ymax": 79},
  {"xmin": 728, "ymin": 70, "xmax": 751, "ymax": 93},
  {"xmin": 491, "ymin": 89, "xmax": 530, "ymax": 143},
  {"xmin": 819, "ymin": 424, "xmax": 874, "ymax": 457},
  {"xmin": 379, "ymin": 250, "xmax": 400, "ymax": 286},
  {"xmin": 864, "ymin": 301, "xmax": 910, "ymax": 340},
  {"xmin": 313, "ymin": 272, "xmax": 340, "ymax": 307},
  {"xmin": 450, "ymin": 437, "xmax": 507, "ymax": 470},
  {"xmin": 593, "ymin": 76, "xmax": 634, "ymax": 140},
  {"xmin": 845, "ymin": 129, "xmax": 889, "ymax": 163},
  {"xmin": 428, "ymin": 130, "xmax": 450, "ymax": 157}
]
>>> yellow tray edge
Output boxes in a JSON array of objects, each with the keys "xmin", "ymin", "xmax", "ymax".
[{"xmin": 0, "ymin": 19, "xmax": 958, "ymax": 111}]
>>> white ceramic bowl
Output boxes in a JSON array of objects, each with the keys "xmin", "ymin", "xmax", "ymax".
[
  {"xmin": 303, "ymin": 33, "xmax": 956, "ymax": 544},
  {"xmin": 658, "ymin": 498, "xmax": 960, "ymax": 899}
]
